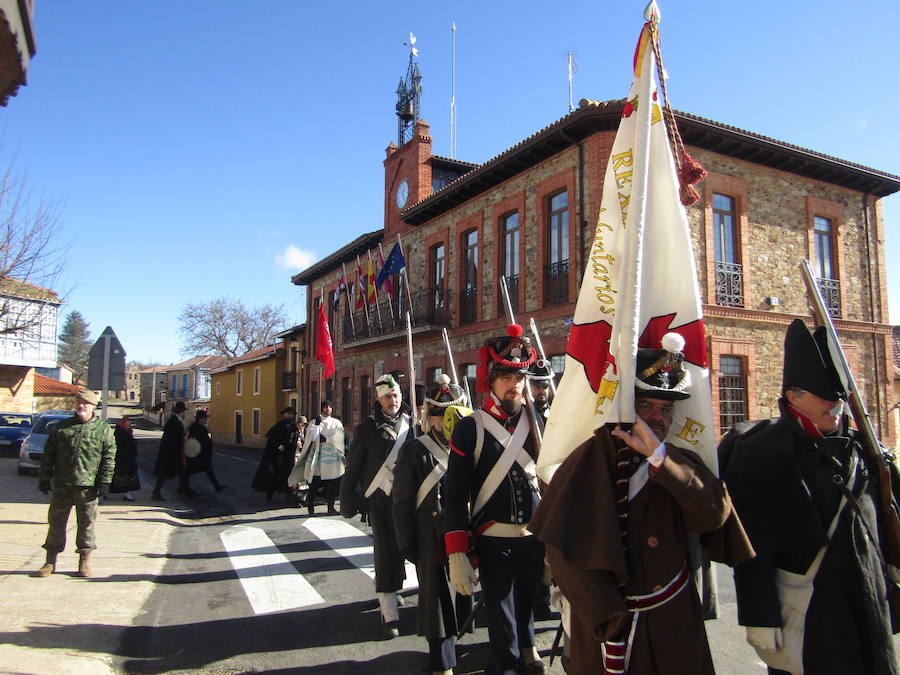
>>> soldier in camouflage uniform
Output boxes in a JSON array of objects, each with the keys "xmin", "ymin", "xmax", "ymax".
[{"xmin": 32, "ymin": 388, "xmax": 116, "ymax": 578}]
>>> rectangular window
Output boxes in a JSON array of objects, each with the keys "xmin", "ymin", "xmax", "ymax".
[
  {"xmin": 215, "ymin": 381, "xmax": 221, "ymax": 396},
  {"xmin": 426, "ymin": 367, "xmax": 443, "ymax": 383},
  {"xmin": 182, "ymin": 373, "xmax": 189, "ymax": 398},
  {"xmin": 253, "ymin": 367, "xmax": 261, "ymax": 395},
  {"xmin": 310, "ymin": 381, "xmax": 319, "ymax": 418},
  {"xmin": 550, "ymin": 354, "xmax": 566, "ymax": 378},
  {"xmin": 171, "ymin": 375, "xmax": 177, "ymax": 397},
  {"xmin": 236, "ymin": 370, "xmax": 243, "ymax": 396},
  {"xmin": 360, "ymin": 375, "xmax": 372, "ymax": 418},
  {"xmin": 718, "ymin": 355, "xmax": 748, "ymax": 435},
  {"xmin": 325, "ymin": 378, "xmax": 334, "ymax": 405},
  {"xmin": 813, "ymin": 216, "xmax": 835, "ymax": 280},
  {"xmin": 544, "ymin": 191, "xmax": 569, "ymax": 304},
  {"xmin": 460, "ymin": 363, "xmax": 477, "ymax": 407},
  {"xmin": 500, "ymin": 212, "xmax": 520, "ymax": 314},
  {"xmin": 712, "ymin": 193, "xmax": 744, "ymax": 307},
  {"xmin": 252, "ymin": 409, "xmax": 261, "ymax": 436},
  {"xmin": 341, "ymin": 377, "xmax": 352, "ymax": 424},
  {"xmin": 461, "ymin": 229, "xmax": 478, "ymax": 324},
  {"xmin": 430, "ymin": 243, "xmax": 446, "ymax": 313}
]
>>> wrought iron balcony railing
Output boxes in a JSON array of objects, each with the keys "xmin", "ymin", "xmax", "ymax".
[
  {"xmin": 543, "ymin": 260, "xmax": 569, "ymax": 305},
  {"xmin": 816, "ymin": 277, "xmax": 841, "ymax": 318},
  {"xmin": 282, "ymin": 370, "xmax": 297, "ymax": 391},
  {"xmin": 500, "ymin": 274, "xmax": 520, "ymax": 314},
  {"xmin": 341, "ymin": 286, "xmax": 451, "ymax": 345},
  {"xmin": 715, "ymin": 261, "xmax": 744, "ymax": 307},
  {"xmin": 459, "ymin": 288, "xmax": 477, "ymax": 325}
]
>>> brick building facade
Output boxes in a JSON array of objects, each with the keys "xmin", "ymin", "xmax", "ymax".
[{"xmin": 293, "ymin": 101, "xmax": 900, "ymax": 443}]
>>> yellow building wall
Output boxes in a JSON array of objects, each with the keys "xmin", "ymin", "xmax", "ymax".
[{"xmin": 209, "ymin": 356, "xmax": 281, "ymax": 449}]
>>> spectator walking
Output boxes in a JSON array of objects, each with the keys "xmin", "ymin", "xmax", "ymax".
[
  {"xmin": 151, "ymin": 401, "xmax": 187, "ymax": 501},
  {"xmin": 252, "ymin": 407, "xmax": 298, "ymax": 504},
  {"xmin": 110, "ymin": 415, "xmax": 140, "ymax": 501},
  {"xmin": 32, "ymin": 388, "xmax": 116, "ymax": 578},
  {"xmin": 182, "ymin": 410, "xmax": 226, "ymax": 494}
]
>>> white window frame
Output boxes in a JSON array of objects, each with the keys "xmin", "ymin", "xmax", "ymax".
[{"xmin": 252, "ymin": 408, "xmax": 261, "ymax": 435}]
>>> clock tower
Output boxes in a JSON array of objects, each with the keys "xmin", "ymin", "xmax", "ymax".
[{"xmin": 384, "ymin": 36, "xmax": 432, "ymax": 239}]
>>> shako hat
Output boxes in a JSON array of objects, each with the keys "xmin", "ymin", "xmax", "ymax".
[
  {"xmin": 634, "ymin": 332, "xmax": 692, "ymax": 401},
  {"xmin": 781, "ymin": 318, "xmax": 845, "ymax": 401},
  {"xmin": 424, "ymin": 374, "xmax": 468, "ymax": 417},
  {"xmin": 476, "ymin": 324, "xmax": 537, "ymax": 393},
  {"xmin": 528, "ymin": 358, "xmax": 554, "ymax": 385}
]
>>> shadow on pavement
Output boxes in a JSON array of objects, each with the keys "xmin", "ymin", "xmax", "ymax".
[{"xmin": 139, "ymin": 534, "xmax": 367, "ymax": 560}]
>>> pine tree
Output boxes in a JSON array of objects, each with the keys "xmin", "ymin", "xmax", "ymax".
[{"xmin": 58, "ymin": 311, "xmax": 91, "ymax": 384}]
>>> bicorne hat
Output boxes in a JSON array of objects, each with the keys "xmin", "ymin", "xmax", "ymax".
[
  {"xmin": 634, "ymin": 332, "xmax": 692, "ymax": 401},
  {"xmin": 781, "ymin": 318, "xmax": 845, "ymax": 401},
  {"xmin": 423, "ymin": 374, "xmax": 468, "ymax": 417},
  {"xmin": 476, "ymin": 324, "xmax": 537, "ymax": 393}
]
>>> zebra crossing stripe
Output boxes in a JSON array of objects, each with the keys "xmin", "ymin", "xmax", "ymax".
[
  {"xmin": 302, "ymin": 517, "xmax": 419, "ymax": 589},
  {"xmin": 220, "ymin": 524, "xmax": 325, "ymax": 614}
]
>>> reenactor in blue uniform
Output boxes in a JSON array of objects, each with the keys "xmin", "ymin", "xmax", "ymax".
[{"xmin": 443, "ymin": 324, "xmax": 546, "ymax": 674}]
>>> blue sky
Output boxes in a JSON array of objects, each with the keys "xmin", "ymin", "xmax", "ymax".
[{"xmin": 1, "ymin": 1, "xmax": 898, "ymax": 364}]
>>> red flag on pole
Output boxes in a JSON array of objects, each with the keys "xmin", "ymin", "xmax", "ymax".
[
  {"xmin": 315, "ymin": 302, "xmax": 335, "ymax": 379},
  {"xmin": 355, "ymin": 264, "xmax": 366, "ymax": 310}
]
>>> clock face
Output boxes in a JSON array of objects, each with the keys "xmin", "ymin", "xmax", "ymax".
[{"xmin": 396, "ymin": 180, "xmax": 409, "ymax": 209}]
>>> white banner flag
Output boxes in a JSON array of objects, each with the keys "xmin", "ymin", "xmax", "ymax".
[{"xmin": 537, "ymin": 9, "xmax": 715, "ymax": 484}]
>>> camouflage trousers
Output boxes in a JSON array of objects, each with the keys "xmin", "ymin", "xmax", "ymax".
[{"xmin": 42, "ymin": 485, "xmax": 99, "ymax": 554}]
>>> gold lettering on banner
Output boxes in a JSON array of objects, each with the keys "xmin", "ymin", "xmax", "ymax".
[
  {"xmin": 591, "ymin": 208, "xmax": 618, "ymax": 314},
  {"xmin": 611, "ymin": 150, "xmax": 634, "ymax": 226},
  {"xmin": 651, "ymin": 104, "xmax": 663, "ymax": 125},
  {"xmin": 595, "ymin": 378, "xmax": 619, "ymax": 413},
  {"xmin": 675, "ymin": 417, "xmax": 705, "ymax": 446}
]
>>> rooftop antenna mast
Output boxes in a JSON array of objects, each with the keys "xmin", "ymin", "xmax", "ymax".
[
  {"xmin": 450, "ymin": 22, "xmax": 457, "ymax": 159},
  {"xmin": 567, "ymin": 51, "xmax": 579, "ymax": 112},
  {"xmin": 396, "ymin": 33, "xmax": 422, "ymax": 146}
]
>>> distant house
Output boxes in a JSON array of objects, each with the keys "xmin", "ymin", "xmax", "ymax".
[
  {"xmin": 36, "ymin": 363, "xmax": 74, "ymax": 384},
  {"xmin": 165, "ymin": 355, "xmax": 228, "ymax": 404},
  {"xmin": 0, "ymin": 279, "xmax": 61, "ymax": 413},
  {"xmin": 139, "ymin": 365, "xmax": 168, "ymax": 410},
  {"xmin": 209, "ymin": 345, "xmax": 282, "ymax": 449},
  {"xmin": 32, "ymin": 372, "xmax": 79, "ymax": 413},
  {"xmin": 273, "ymin": 323, "xmax": 306, "ymax": 415}
]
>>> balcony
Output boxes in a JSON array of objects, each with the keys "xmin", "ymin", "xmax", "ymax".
[
  {"xmin": 500, "ymin": 274, "xmax": 519, "ymax": 315},
  {"xmin": 341, "ymin": 286, "xmax": 451, "ymax": 346},
  {"xmin": 460, "ymin": 288, "xmax": 477, "ymax": 325},
  {"xmin": 715, "ymin": 261, "xmax": 744, "ymax": 307},
  {"xmin": 282, "ymin": 370, "xmax": 297, "ymax": 391},
  {"xmin": 816, "ymin": 277, "xmax": 841, "ymax": 319},
  {"xmin": 543, "ymin": 260, "xmax": 569, "ymax": 305}
]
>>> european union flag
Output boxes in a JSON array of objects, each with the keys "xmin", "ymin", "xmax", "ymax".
[{"xmin": 376, "ymin": 243, "xmax": 405, "ymax": 289}]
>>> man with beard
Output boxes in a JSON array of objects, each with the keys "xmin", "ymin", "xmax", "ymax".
[
  {"xmin": 528, "ymin": 358, "xmax": 554, "ymax": 421},
  {"xmin": 252, "ymin": 407, "xmax": 299, "ymax": 504},
  {"xmin": 530, "ymin": 333, "xmax": 753, "ymax": 674},
  {"xmin": 720, "ymin": 319, "xmax": 898, "ymax": 675},
  {"xmin": 393, "ymin": 374, "xmax": 473, "ymax": 675},
  {"xmin": 341, "ymin": 373, "xmax": 410, "ymax": 638},
  {"xmin": 443, "ymin": 324, "xmax": 546, "ymax": 674},
  {"xmin": 151, "ymin": 401, "xmax": 188, "ymax": 501}
]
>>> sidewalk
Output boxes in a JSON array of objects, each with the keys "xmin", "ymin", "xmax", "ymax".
[{"xmin": 0, "ymin": 432, "xmax": 179, "ymax": 675}]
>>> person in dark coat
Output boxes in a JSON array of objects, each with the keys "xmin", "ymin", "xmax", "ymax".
[
  {"xmin": 252, "ymin": 407, "xmax": 298, "ymax": 504},
  {"xmin": 393, "ymin": 375, "xmax": 473, "ymax": 675},
  {"xmin": 341, "ymin": 372, "xmax": 410, "ymax": 639},
  {"xmin": 532, "ymin": 332, "xmax": 754, "ymax": 675},
  {"xmin": 443, "ymin": 324, "xmax": 546, "ymax": 674},
  {"xmin": 110, "ymin": 415, "xmax": 140, "ymax": 500},
  {"xmin": 721, "ymin": 319, "xmax": 898, "ymax": 675},
  {"xmin": 151, "ymin": 401, "xmax": 187, "ymax": 501},
  {"xmin": 181, "ymin": 410, "xmax": 225, "ymax": 495}
]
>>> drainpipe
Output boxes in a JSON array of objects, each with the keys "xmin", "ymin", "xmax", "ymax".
[{"xmin": 862, "ymin": 190, "xmax": 884, "ymax": 436}]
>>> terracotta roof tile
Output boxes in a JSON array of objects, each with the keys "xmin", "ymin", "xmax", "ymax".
[{"xmin": 33, "ymin": 373, "xmax": 81, "ymax": 396}]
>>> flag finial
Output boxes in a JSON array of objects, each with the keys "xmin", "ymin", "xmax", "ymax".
[{"xmin": 643, "ymin": 0, "xmax": 661, "ymax": 25}]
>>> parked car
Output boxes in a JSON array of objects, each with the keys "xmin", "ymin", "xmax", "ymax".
[
  {"xmin": 17, "ymin": 411, "xmax": 73, "ymax": 475},
  {"xmin": 0, "ymin": 412, "xmax": 32, "ymax": 456}
]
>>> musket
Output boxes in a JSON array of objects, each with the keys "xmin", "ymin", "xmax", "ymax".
[
  {"xmin": 800, "ymin": 259, "xmax": 900, "ymax": 565},
  {"xmin": 499, "ymin": 276, "xmax": 543, "ymax": 447},
  {"xmin": 405, "ymin": 311, "xmax": 418, "ymax": 438},
  {"xmin": 442, "ymin": 327, "xmax": 472, "ymax": 405},
  {"xmin": 529, "ymin": 316, "xmax": 557, "ymax": 396}
]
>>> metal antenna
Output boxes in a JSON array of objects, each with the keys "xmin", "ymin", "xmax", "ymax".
[
  {"xmin": 450, "ymin": 22, "xmax": 457, "ymax": 159},
  {"xmin": 567, "ymin": 51, "xmax": 579, "ymax": 112}
]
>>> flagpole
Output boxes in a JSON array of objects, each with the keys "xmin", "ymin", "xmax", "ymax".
[
  {"xmin": 396, "ymin": 234, "xmax": 415, "ymax": 322},
  {"xmin": 342, "ymin": 262, "xmax": 356, "ymax": 337},
  {"xmin": 367, "ymin": 248, "xmax": 385, "ymax": 333},
  {"xmin": 378, "ymin": 241, "xmax": 397, "ymax": 329},
  {"xmin": 320, "ymin": 287, "xmax": 325, "ymax": 414},
  {"xmin": 356, "ymin": 254, "xmax": 371, "ymax": 334},
  {"xmin": 405, "ymin": 311, "xmax": 418, "ymax": 437}
]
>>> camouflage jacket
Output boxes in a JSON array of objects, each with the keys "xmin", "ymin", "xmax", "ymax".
[{"xmin": 38, "ymin": 414, "xmax": 116, "ymax": 486}]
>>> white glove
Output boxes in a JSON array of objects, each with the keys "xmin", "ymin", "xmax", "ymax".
[
  {"xmin": 448, "ymin": 552, "xmax": 477, "ymax": 596},
  {"xmin": 745, "ymin": 626, "xmax": 784, "ymax": 651}
]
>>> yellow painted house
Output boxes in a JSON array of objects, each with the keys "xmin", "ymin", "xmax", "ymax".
[{"xmin": 209, "ymin": 345, "xmax": 282, "ymax": 449}]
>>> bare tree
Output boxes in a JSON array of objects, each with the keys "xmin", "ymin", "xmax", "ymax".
[
  {"xmin": 178, "ymin": 298, "xmax": 287, "ymax": 359},
  {"xmin": 0, "ymin": 164, "xmax": 66, "ymax": 335}
]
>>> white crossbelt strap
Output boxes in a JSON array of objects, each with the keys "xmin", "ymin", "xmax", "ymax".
[
  {"xmin": 472, "ymin": 411, "xmax": 534, "ymax": 516},
  {"xmin": 364, "ymin": 415, "xmax": 410, "ymax": 498},
  {"xmin": 416, "ymin": 434, "xmax": 449, "ymax": 509}
]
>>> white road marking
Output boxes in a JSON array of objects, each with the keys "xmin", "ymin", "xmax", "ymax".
[
  {"xmin": 220, "ymin": 524, "xmax": 324, "ymax": 614},
  {"xmin": 303, "ymin": 517, "xmax": 418, "ymax": 589}
]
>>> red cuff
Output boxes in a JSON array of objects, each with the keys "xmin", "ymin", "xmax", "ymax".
[
  {"xmin": 649, "ymin": 464, "xmax": 660, "ymax": 475},
  {"xmin": 444, "ymin": 530, "xmax": 470, "ymax": 554},
  {"xmin": 450, "ymin": 439, "xmax": 465, "ymax": 456}
]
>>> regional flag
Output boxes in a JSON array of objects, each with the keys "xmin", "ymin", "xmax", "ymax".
[
  {"xmin": 376, "ymin": 243, "xmax": 405, "ymax": 291},
  {"xmin": 333, "ymin": 270, "xmax": 347, "ymax": 310},
  {"xmin": 537, "ymin": 3, "xmax": 715, "ymax": 484},
  {"xmin": 355, "ymin": 265, "xmax": 367, "ymax": 310},
  {"xmin": 315, "ymin": 301, "xmax": 336, "ymax": 379},
  {"xmin": 366, "ymin": 257, "xmax": 377, "ymax": 304}
]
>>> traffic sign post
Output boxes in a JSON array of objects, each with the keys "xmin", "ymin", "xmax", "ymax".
[{"xmin": 87, "ymin": 327, "xmax": 126, "ymax": 420}]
